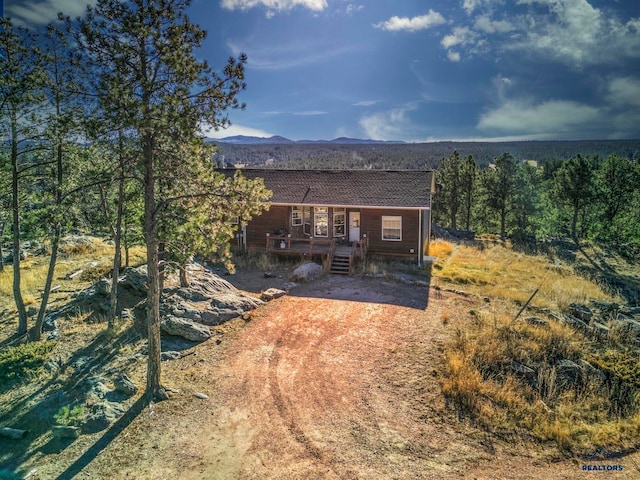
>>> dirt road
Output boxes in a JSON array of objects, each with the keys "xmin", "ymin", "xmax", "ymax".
[{"xmin": 28, "ymin": 274, "xmax": 635, "ymax": 479}]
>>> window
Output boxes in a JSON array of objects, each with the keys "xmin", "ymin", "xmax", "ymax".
[
  {"xmin": 314, "ymin": 207, "xmax": 328, "ymax": 237},
  {"xmin": 291, "ymin": 206, "xmax": 302, "ymax": 226},
  {"xmin": 382, "ymin": 216, "xmax": 402, "ymax": 241},
  {"xmin": 333, "ymin": 208, "xmax": 346, "ymax": 236},
  {"xmin": 303, "ymin": 207, "xmax": 312, "ymax": 236},
  {"xmin": 230, "ymin": 215, "xmax": 239, "ymax": 225}
]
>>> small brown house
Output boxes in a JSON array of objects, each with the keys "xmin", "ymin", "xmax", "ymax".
[{"xmin": 225, "ymin": 169, "xmax": 435, "ymax": 270}]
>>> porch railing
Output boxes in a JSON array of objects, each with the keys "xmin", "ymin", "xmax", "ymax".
[
  {"xmin": 266, "ymin": 234, "xmax": 336, "ymax": 257},
  {"xmin": 351, "ymin": 234, "xmax": 369, "ymax": 260}
]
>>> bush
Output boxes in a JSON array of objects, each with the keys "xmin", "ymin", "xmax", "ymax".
[
  {"xmin": 0, "ymin": 341, "xmax": 55, "ymax": 385},
  {"xmin": 54, "ymin": 405, "xmax": 85, "ymax": 426}
]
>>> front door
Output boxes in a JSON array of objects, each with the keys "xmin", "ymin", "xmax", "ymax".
[{"xmin": 349, "ymin": 211, "xmax": 360, "ymax": 243}]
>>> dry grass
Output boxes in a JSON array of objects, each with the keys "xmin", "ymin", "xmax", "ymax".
[
  {"xmin": 0, "ymin": 238, "xmax": 145, "ymax": 317},
  {"xmin": 441, "ymin": 299, "xmax": 640, "ymax": 453},
  {"xmin": 427, "ymin": 239, "xmax": 454, "ymax": 258},
  {"xmin": 433, "ymin": 242, "xmax": 616, "ymax": 309}
]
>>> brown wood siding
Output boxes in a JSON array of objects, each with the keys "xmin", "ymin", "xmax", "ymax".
[
  {"xmin": 245, "ymin": 206, "xmax": 289, "ymax": 248},
  {"xmin": 360, "ymin": 209, "xmax": 420, "ymax": 258}
]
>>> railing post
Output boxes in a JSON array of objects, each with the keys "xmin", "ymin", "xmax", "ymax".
[{"xmin": 266, "ymin": 233, "xmax": 270, "ymax": 251}]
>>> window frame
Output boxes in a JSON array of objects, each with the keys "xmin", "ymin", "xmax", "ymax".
[
  {"xmin": 303, "ymin": 207, "xmax": 312, "ymax": 236},
  {"xmin": 291, "ymin": 206, "xmax": 303, "ymax": 226},
  {"xmin": 381, "ymin": 215, "xmax": 402, "ymax": 241},
  {"xmin": 333, "ymin": 207, "xmax": 346, "ymax": 237},
  {"xmin": 314, "ymin": 207, "xmax": 329, "ymax": 237}
]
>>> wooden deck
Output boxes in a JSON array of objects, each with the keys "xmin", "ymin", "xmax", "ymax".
[{"xmin": 266, "ymin": 236, "xmax": 368, "ymax": 274}]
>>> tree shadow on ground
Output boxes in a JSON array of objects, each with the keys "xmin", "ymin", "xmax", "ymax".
[
  {"xmin": 53, "ymin": 395, "xmax": 147, "ymax": 480},
  {"xmin": 572, "ymin": 241, "xmax": 640, "ymax": 306},
  {"xmin": 0, "ymin": 325, "xmax": 141, "ymax": 472}
]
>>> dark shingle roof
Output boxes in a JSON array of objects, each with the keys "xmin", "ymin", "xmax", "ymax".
[{"xmin": 222, "ymin": 169, "xmax": 434, "ymax": 209}]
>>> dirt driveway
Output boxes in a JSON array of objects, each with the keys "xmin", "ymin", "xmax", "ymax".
[{"xmin": 26, "ymin": 273, "xmax": 633, "ymax": 479}]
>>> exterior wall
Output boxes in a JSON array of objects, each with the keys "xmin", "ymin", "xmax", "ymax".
[
  {"xmin": 244, "ymin": 205, "xmax": 429, "ymax": 263},
  {"xmin": 245, "ymin": 206, "xmax": 289, "ymax": 249},
  {"xmin": 360, "ymin": 208, "xmax": 420, "ymax": 259}
]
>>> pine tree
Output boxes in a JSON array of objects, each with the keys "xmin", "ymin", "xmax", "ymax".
[{"xmin": 71, "ymin": 0, "xmax": 249, "ymax": 400}]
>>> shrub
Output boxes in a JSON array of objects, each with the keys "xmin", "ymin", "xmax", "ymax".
[
  {"xmin": 0, "ymin": 341, "xmax": 55, "ymax": 385},
  {"xmin": 54, "ymin": 405, "xmax": 85, "ymax": 426}
]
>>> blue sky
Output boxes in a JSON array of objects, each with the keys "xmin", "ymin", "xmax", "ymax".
[{"xmin": 4, "ymin": 0, "xmax": 640, "ymax": 141}]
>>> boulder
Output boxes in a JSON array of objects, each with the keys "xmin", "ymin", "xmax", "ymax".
[
  {"xmin": 589, "ymin": 321, "xmax": 610, "ymax": 338},
  {"xmin": 290, "ymin": 262, "xmax": 323, "ymax": 282},
  {"xmin": 511, "ymin": 360, "xmax": 537, "ymax": 387},
  {"xmin": 120, "ymin": 265, "xmax": 148, "ymax": 294},
  {"xmin": 113, "ymin": 373, "xmax": 138, "ymax": 396},
  {"xmin": 569, "ymin": 303, "xmax": 593, "ymax": 323},
  {"xmin": 161, "ymin": 316, "xmax": 211, "ymax": 342},
  {"xmin": 555, "ymin": 359, "xmax": 582, "ymax": 388},
  {"xmin": 560, "ymin": 313, "xmax": 589, "ymax": 332},
  {"xmin": 82, "ymin": 401, "xmax": 125, "ymax": 433},
  {"xmin": 579, "ymin": 360, "xmax": 606, "ymax": 385},
  {"xmin": 525, "ymin": 316, "xmax": 549, "ymax": 328},
  {"xmin": 95, "ymin": 277, "xmax": 111, "ymax": 296},
  {"xmin": 261, "ymin": 288, "xmax": 286, "ymax": 301},
  {"xmin": 161, "ymin": 351, "xmax": 182, "ymax": 361}
]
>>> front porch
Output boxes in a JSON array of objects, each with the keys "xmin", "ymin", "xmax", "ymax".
[{"xmin": 266, "ymin": 235, "xmax": 368, "ymax": 275}]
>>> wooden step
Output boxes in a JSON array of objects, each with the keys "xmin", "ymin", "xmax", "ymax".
[{"xmin": 330, "ymin": 255, "xmax": 352, "ymax": 275}]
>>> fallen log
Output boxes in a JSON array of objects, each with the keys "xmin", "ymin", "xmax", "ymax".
[
  {"xmin": 66, "ymin": 269, "xmax": 83, "ymax": 280},
  {"xmin": 0, "ymin": 427, "xmax": 28, "ymax": 439}
]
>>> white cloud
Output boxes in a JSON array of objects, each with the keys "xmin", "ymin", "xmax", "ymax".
[
  {"xmin": 221, "ymin": 0, "xmax": 327, "ymax": 14},
  {"xmin": 6, "ymin": 0, "xmax": 97, "ymax": 25},
  {"xmin": 474, "ymin": 15, "xmax": 513, "ymax": 33},
  {"xmin": 607, "ymin": 77, "xmax": 640, "ymax": 108},
  {"xmin": 359, "ymin": 105, "xmax": 419, "ymax": 141},
  {"xmin": 441, "ymin": 27, "xmax": 475, "ymax": 49},
  {"xmin": 447, "ymin": 51, "xmax": 461, "ymax": 62},
  {"xmin": 374, "ymin": 10, "xmax": 446, "ymax": 32},
  {"xmin": 478, "ymin": 99, "xmax": 599, "ymax": 135},
  {"xmin": 513, "ymin": 0, "xmax": 640, "ymax": 67},
  {"xmin": 204, "ymin": 123, "xmax": 275, "ymax": 139}
]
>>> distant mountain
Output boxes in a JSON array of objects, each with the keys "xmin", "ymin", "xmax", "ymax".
[
  {"xmin": 210, "ymin": 135, "xmax": 406, "ymax": 145},
  {"xmin": 210, "ymin": 135, "xmax": 294, "ymax": 145}
]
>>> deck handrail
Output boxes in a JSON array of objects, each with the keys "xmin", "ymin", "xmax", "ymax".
[{"xmin": 266, "ymin": 235, "xmax": 335, "ymax": 255}]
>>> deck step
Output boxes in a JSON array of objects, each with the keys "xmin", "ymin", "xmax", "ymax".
[{"xmin": 330, "ymin": 255, "xmax": 352, "ymax": 275}]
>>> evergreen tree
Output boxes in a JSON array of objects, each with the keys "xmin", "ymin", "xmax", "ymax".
[
  {"xmin": 551, "ymin": 155, "xmax": 598, "ymax": 239},
  {"xmin": 72, "ymin": 0, "xmax": 252, "ymax": 400},
  {"xmin": 0, "ymin": 19, "xmax": 46, "ymax": 335},
  {"xmin": 481, "ymin": 153, "xmax": 519, "ymax": 240},
  {"xmin": 459, "ymin": 154, "xmax": 477, "ymax": 231}
]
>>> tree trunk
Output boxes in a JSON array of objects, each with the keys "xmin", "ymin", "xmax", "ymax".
[
  {"xmin": 33, "ymin": 134, "xmax": 65, "ymax": 340},
  {"xmin": 179, "ymin": 263, "xmax": 189, "ymax": 288},
  {"xmin": 500, "ymin": 206, "xmax": 507, "ymax": 241},
  {"xmin": 108, "ymin": 136, "xmax": 126, "ymax": 329},
  {"xmin": 0, "ymin": 221, "xmax": 5, "ymax": 272},
  {"xmin": 143, "ymin": 133, "xmax": 167, "ymax": 401},
  {"xmin": 11, "ymin": 109, "xmax": 27, "ymax": 336},
  {"xmin": 32, "ymin": 225, "xmax": 60, "ymax": 340},
  {"xmin": 571, "ymin": 206, "xmax": 579, "ymax": 240}
]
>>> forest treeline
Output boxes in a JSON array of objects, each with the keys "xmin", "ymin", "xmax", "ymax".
[
  {"xmin": 431, "ymin": 151, "xmax": 640, "ymax": 246},
  {"xmin": 214, "ymin": 139, "xmax": 640, "ymax": 170}
]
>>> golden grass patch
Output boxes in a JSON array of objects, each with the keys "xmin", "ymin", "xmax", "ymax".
[{"xmin": 433, "ymin": 243, "xmax": 616, "ymax": 309}]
